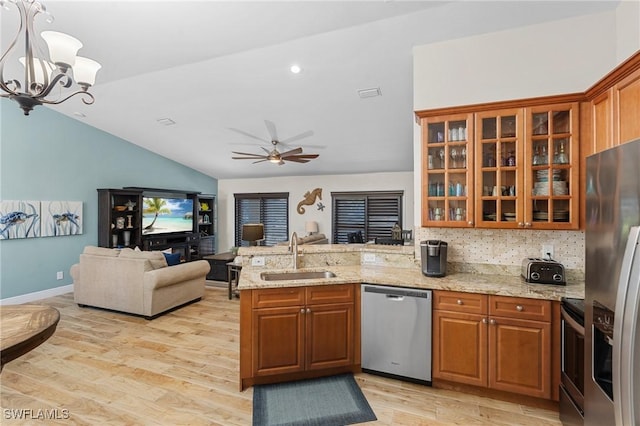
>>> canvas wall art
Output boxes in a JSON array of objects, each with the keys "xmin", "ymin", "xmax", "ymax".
[
  {"xmin": 0, "ymin": 200, "xmax": 41, "ymax": 240},
  {"xmin": 41, "ymin": 201, "xmax": 83, "ymax": 237}
]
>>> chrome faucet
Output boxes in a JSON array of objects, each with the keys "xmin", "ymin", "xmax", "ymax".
[{"xmin": 288, "ymin": 231, "xmax": 299, "ymax": 270}]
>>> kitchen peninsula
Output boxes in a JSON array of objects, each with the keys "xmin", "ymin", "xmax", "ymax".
[
  {"xmin": 236, "ymin": 244, "xmax": 584, "ymax": 300},
  {"xmin": 237, "ymin": 243, "xmax": 584, "ymax": 402}
]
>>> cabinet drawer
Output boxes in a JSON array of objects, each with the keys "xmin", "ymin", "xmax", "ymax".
[
  {"xmin": 433, "ymin": 290, "xmax": 487, "ymax": 314},
  {"xmin": 306, "ymin": 284, "xmax": 354, "ymax": 305},
  {"xmin": 252, "ymin": 287, "xmax": 305, "ymax": 309},
  {"xmin": 489, "ymin": 295, "xmax": 551, "ymax": 322}
]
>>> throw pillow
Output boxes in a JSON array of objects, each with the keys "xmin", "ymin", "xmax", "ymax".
[{"xmin": 163, "ymin": 252, "xmax": 182, "ymax": 266}]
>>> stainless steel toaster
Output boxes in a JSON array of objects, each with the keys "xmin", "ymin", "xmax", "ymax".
[{"xmin": 521, "ymin": 257, "xmax": 566, "ymax": 285}]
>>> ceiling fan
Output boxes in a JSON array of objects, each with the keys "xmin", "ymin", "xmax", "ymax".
[{"xmin": 230, "ymin": 120, "xmax": 320, "ymax": 165}]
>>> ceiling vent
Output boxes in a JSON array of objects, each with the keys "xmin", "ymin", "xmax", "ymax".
[
  {"xmin": 156, "ymin": 118, "xmax": 176, "ymax": 126},
  {"xmin": 357, "ymin": 87, "xmax": 382, "ymax": 99}
]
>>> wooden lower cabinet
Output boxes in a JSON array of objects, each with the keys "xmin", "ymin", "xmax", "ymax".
[
  {"xmin": 488, "ymin": 315, "xmax": 551, "ymax": 398},
  {"xmin": 306, "ymin": 303, "xmax": 354, "ymax": 370},
  {"xmin": 252, "ymin": 306, "xmax": 304, "ymax": 376},
  {"xmin": 433, "ymin": 290, "xmax": 557, "ymax": 400},
  {"xmin": 433, "ymin": 310, "xmax": 487, "ymax": 387},
  {"xmin": 240, "ymin": 284, "xmax": 359, "ymax": 390}
]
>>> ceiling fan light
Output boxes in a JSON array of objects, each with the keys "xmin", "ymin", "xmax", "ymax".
[
  {"xmin": 269, "ymin": 158, "xmax": 281, "ymax": 164},
  {"xmin": 73, "ymin": 56, "xmax": 101, "ymax": 89},
  {"xmin": 41, "ymin": 30, "xmax": 83, "ymax": 71}
]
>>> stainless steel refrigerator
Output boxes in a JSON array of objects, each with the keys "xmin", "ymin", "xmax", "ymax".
[{"xmin": 585, "ymin": 139, "xmax": 640, "ymax": 426}]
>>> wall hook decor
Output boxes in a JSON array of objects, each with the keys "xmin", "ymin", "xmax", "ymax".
[{"xmin": 297, "ymin": 188, "xmax": 322, "ymax": 214}]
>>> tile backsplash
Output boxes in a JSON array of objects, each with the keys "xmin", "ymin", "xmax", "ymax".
[{"xmin": 414, "ymin": 227, "xmax": 585, "ymax": 272}]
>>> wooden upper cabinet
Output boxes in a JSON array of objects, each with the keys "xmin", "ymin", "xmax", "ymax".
[
  {"xmin": 418, "ymin": 99, "xmax": 580, "ymax": 230},
  {"xmin": 421, "ymin": 113, "xmax": 475, "ymax": 227},
  {"xmin": 613, "ymin": 66, "xmax": 640, "ymax": 146},
  {"xmin": 523, "ymin": 103, "xmax": 580, "ymax": 230},
  {"xmin": 475, "ymin": 108, "xmax": 524, "ymax": 229},
  {"xmin": 591, "ymin": 90, "xmax": 613, "ymax": 155},
  {"xmin": 586, "ymin": 50, "xmax": 640, "ymax": 154}
]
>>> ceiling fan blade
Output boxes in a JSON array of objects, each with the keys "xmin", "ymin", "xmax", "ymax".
[
  {"xmin": 287, "ymin": 153, "xmax": 319, "ymax": 159},
  {"xmin": 228, "ymin": 127, "xmax": 269, "ymax": 143},
  {"xmin": 280, "ymin": 130, "xmax": 314, "ymax": 145},
  {"xmin": 264, "ymin": 120, "xmax": 278, "ymax": 142},
  {"xmin": 252, "ymin": 159, "xmax": 269, "ymax": 164},
  {"xmin": 232, "ymin": 156, "xmax": 267, "ymax": 160},
  {"xmin": 231, "ymin": 151, "xmax": 267, "ymax": 158},
  {"xmin": 283, "ymin": 157, "xmax": 311, "ymax": 163},
  {"xmin": 279, "ymin": 147, "xmax": 303, "ymax": 157}
]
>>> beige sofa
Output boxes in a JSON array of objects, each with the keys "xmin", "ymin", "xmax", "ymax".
[
  {"xmin": 71, "ymin": 246, "xmax": 210, "ymax": 319},
  {"xmin": 276, "ymin": 233, "xmax": 329, "ymax": 246}
]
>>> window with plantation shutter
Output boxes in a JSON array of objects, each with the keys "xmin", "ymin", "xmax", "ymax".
[
  {"xmin": 234, "ymin": 193, "xmax": 289, "ymax": 246},
  {"xmin": 331, "ymin": 191, "xmax": 403, "ymax": 243}
]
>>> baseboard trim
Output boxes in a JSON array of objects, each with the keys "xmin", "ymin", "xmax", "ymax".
[{"xmin": 0, "ymin": 284, "xmax": 74, "ymax": 305}]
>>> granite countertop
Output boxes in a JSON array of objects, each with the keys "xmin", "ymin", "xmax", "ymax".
[{"xmin": 238, "ymin": 264, "xmax": 584, "ymax": 301}]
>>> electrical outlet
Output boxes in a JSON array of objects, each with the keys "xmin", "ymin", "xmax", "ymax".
[
  {"xmin": 542, "ymin": 244, "xmax": 554, "ymax": 259},
  {"xmin": 56, "ymin": 271, "xmax": 64, "ymax": 280},
  {"xmin": 251, "ymin": 256, "xmax": 265, "ymax": 266},
  {"xmin": 363, "ymin": 253, "xmax": 376, "ymax": 263}
]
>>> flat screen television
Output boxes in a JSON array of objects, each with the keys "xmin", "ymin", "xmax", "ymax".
[{"xmin": 141, "ymin": 196, "xmax": 194, "ymax": 235}]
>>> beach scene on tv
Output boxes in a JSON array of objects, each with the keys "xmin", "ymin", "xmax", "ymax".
[{"xmin": 142, "ymin": 197, "xmax": 194, "ymax": 235}]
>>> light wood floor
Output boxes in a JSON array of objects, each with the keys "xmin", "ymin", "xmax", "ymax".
[{"xmin": 0, "ymin": 288, "xmax": 562, "ymax": 425}]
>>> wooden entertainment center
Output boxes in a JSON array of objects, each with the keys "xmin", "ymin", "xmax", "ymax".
[{"xmin": 97, "ymin": 187, "xmax": 216, "ymax": 261}]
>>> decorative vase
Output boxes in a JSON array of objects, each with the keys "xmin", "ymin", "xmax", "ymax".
[{"xmin": 123, "ymin": 230, "xmax": 131, "ymax": 246}]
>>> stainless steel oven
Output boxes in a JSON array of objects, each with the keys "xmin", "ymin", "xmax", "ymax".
[{"xmin": 560, "ymin": 297, "xmax": 585, "ymax": 425}]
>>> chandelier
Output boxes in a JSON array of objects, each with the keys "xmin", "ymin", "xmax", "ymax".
[{"xmin": 0, "ymin": 0, "xmax": 101, "ymax": 115}]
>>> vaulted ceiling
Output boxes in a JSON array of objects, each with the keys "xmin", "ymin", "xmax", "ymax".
[{"xmin": 0, "ymin": 1, "xmax": 618, "ymax": 179}]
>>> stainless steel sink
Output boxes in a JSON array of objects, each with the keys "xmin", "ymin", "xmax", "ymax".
[{"xmin": 260, "ymin": 270, "xmax": 337, "ymax": 281}]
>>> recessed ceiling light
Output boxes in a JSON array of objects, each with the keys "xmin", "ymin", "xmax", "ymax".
[
  {"xmin": 290, "ymin": 64, "xmax": 302, "ymax": 74},
  {"xmin": 358, "ymin": 87, "xmax": 382, "ymax": 99}
]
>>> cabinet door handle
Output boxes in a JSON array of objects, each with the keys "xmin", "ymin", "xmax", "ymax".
[
  {"xmin": 468, "ymin": 221, "xmax": 474, "ymax": 226},
  {"xmin": 457, "ymin": 299, "xmax": 463, "ymax": 305},
  {"xmin": 489, "ymin": 318, "xmax": 496, "ymax": 325},
  {"xmin": 482, "ymin": 318, "xmax": 487, "ymax": 324},
  {"xmin": 516, "ymin": 305, "xmax": 524, "ymax": 312},
  {"xmin": 306, "ymin": 308, "xmax": 311, "ymax": 314},
  {"xmin": 525, "ymin": 222, "xmax": 532, "ymax": 228},
  {"xmin": 518, "ymin": 222, "xmax": 524, "ymax": 227},
  {"xmin": 300, "ymin": 308, "xmax": 305, "ymax": 314}
]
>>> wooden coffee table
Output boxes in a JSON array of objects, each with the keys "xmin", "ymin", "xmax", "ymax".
[{"xmin": 1, "ymin": 304, "xmax": 60, "ymax": 371}]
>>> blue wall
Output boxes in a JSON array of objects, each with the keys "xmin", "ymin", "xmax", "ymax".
[{"xmin": 0, "ymin": 99, "xmax": 218, "ymax": 299}]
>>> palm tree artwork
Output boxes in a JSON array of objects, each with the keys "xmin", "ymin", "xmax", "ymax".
[{"xmin": 143, "ymin": 198, "xmax": 171, "ymax": 230}]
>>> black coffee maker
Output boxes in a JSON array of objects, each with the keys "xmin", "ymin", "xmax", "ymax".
[{"xmin": 421, "ymin": 240, "xmax": 448, "ymax": 277}]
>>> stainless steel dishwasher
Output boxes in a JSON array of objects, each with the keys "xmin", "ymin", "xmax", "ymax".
[{"xmin": 361, "ymin": 284, "xmax": 432, "ymax": 384}]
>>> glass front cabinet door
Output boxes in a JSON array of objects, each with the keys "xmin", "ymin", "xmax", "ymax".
[
  {"xmin": 475, "ymin": 108, "xmax": 524, "ymax": 228},
  {"xmin": 421, "ymin": 114, "xmax": 474, "ymax": 227},
  {"xmin": 524, "ymin": 103, "xmax": 579, "ymax": 229}
]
